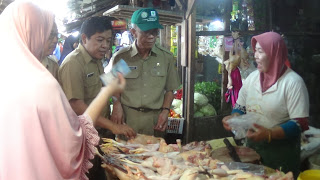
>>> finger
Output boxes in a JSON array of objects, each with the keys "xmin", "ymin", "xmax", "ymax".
[
  {"xmin": 253, "ymin": 123, "xmax": 264, "ymax": 129},
  {"xmin": 161, "ymin": 125, "xmax": 166, "ymax": 131},
  {"xmin": 153, "ymin": 125, "xmax": 161, "ymax": 131},
  {"xmin": 117, "ymin": 72, "xmax": 126, "ymax": 88}
]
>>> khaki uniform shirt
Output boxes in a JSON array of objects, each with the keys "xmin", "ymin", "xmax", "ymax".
[
  {"xmin": 41, "ymin": 55, "xmax": 59, "ymax": 80},
  {"xmin": 58, "ymin": 44, "xmax": 108, "ymax": 116},
  {"xmin": 109, "ymin": 42, "xmax": 181, "ymax": 109}
]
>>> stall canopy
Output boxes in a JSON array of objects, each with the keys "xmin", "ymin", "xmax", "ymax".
[{"xmin": 103, "ymin": 5, "xmax": 183, "ymax": 26}]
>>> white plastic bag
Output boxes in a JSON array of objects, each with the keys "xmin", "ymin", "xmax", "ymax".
[{"xmin": 227, "ymin": 113, "xmax": 272, "ymax": 139}]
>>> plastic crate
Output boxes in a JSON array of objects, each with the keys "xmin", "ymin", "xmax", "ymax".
[{"xmin": 166, "ymin": 117, "xmax": 184, "ymax": 134}]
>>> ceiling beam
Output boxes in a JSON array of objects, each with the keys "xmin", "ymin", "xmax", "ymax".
[
  {"xmin": 185, "ymin": 0, "xmax": 195, "ymax": 20},
  {"xmin": 175, "ymin": 0, "xmax": 186, "ymax": 11}
]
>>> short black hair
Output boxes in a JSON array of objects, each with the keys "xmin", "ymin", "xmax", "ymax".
[{"xmin": 80, "ymin": 16, "xmax": 112, "ymax": 43}]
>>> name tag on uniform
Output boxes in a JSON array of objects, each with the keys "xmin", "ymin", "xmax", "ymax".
[
  {"xmin": 129, "ymin": 66, "xmax": 137, "ymax": 70},
  {"xmin": 87, "ymin": 72, "xmax": 94, "ymax": 77}
]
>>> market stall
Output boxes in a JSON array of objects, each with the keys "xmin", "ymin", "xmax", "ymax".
[
  {"xmin": 102, "ymin": 0, "xmax": 320, "ymax": 178},
  {"xmin": 98, "ymin": 134, "xmax": 294, "ymax": 180}
]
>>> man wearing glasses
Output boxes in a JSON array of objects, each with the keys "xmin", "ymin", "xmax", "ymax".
[{"xmin": 107, "ymin": 8, "xmax": 180, "ymax": 137}]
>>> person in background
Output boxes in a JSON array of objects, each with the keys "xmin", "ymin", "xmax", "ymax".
[
  {"xmin": 0, "ymin": 1, "xmax": 126, "ymax": 179},
  {"xmin": 59, "ymin": 34, "xmax": 79, "ymax": 65},
  {"xmin": 107, "ymin": 8, "xmax": 180, "ymax": 137},
  {"xmin": 222, "ymin": 32, "xmax": 309, "ymax": 178},
  {"xmin": 41, "ymin": 21, "xmax": 59, "ymax": 80},
  {"xmin": 58, "ymin": 41, "xmax": 63, "ymax": 54},
  {"xmin": 102, "ymin": 49, "xmax": 112, "ymax": 68},
  {"xmin": 53, "ymin": 42, "xmax": 61, "ymax": 61},
  {"xmin": 58, "ymin": 16, "xmax": 136, "ymax": 180}
]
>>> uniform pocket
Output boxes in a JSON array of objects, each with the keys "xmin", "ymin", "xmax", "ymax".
[
  {"xmin": 84, "ymin": 75, "xmax": 100, "ymax": 98},
  {"xmin": 126, "ymin": 70, "xmax": 139, "ymax": 79},
  {"xmin": 150, "ymin": 67, "xmax": 166, "ymax": 88},
  {"xmin": 125, "ymin": 70, "xmax": 140, "ymax": 91}
]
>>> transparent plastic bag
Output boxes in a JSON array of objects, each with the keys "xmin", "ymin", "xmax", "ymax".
[
  {"xmin": 227, "ymin": 113, "xmax": 272, "ymax": 139},
  {"xmin": 225, "ymin": 162, "xmax": 265, "ymax": 176}
]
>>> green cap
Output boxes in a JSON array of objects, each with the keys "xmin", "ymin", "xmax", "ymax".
[{"xmin": 131, "ymin": 8, "xmax": 163, "ymax": 31}]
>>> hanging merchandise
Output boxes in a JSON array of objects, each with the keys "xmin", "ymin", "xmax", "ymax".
[
  {"xmin": 197, "ymin": 33, "xmax": 225, "ymax": 64},
  {"xmin": 113, "ymin": 33, "xmax": 122, "ymax": 53},
  {"xmin": 240, "ymin": 0, "xmax": 248, "ymax": 31},
  {"xmin": 230, "ymin": 0, "xmax": 240, "ymax": 31},
  {"xmin": 120, "ymin": 31, "xmax": 134, "ymax": 47},
  {"xmin": 224, "ymin": 32, "xmax": 242, "ymax": 108},
  {"xmin": 198, "ymin": 36, "xmax": 210, "ymax": 56},
  {"xmin": 246, "ymin": 0, "xmax": 255, "ymax": 31},
  {"xmin": 170, "ymin": 26, "xmax": 177, "ymax": 57}
]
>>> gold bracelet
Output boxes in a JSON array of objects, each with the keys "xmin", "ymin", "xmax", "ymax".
[{"xmin": 268, "ymin": 130, "xmax": 272, "ymax": 143}]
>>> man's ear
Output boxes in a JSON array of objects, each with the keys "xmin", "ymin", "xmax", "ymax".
[{"xmin": 81, "ymin": 33, "xmax": 87, "ymax": 44}]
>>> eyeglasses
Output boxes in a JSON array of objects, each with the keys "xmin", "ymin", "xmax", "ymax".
[{"xmin": 137, "ymin": 29, "xmax": 159, "ymax": 37}]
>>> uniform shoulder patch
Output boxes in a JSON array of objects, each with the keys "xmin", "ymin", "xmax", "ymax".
[
  {"xmin": 155, "ymin": 44, "xmax": 173, "ymax": 56},
  {"xmin": 113, "ymin": 46, "xmax": 131, "ymax": 57}
]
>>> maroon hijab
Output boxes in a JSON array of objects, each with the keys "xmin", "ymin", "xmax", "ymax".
[{"xmin": 251, "ymin": 32, "xmax": 288, "ymax": 92}]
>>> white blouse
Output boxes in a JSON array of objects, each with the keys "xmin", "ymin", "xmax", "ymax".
[{"xmin": 237, "ymin": 68, "xmax": 309, "ymax": 128}]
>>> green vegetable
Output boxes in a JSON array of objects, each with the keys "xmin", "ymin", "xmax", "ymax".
[
  {"xmin": 199, "ymin": 104, "xmax": 217, "ymax": 116},
  {"xmin": 194, "ymin": 92, "xmax": 208, "ymax": 106},
  {"xmin": 194, "ymin": 111, "xmax": 204, "ymax": 118},
  {"xmin": 194, "ymin": 81, "xmax": 221, "ymax": 114},
  {"xmin": 194, "ymin": 104, "xmax": 198, "ymax": 112},
  {"xmin": 172, "ymin": 99, "xmax": 182, "ymax": 108}
]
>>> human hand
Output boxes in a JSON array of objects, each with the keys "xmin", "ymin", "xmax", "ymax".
[
  {"xmin": 110, "ymin": 101, "xmax": 124, "ymax": 124},
  {"xmin": 105, "ymin": 73, "xmax": 126, "ymax": 95},
  {"xmin": 154, "ymin": 110, "xmax": 169, "ymax": 132},
  {"xmin": 246, "ymin": 123, "xmax": 270, "ymax": 142},
  {"xmin": 111, "ymin": 123, "xmax": 136, "ymax": 139},
  {"xmin": 222, "ymin": 115, "xmax": 233, "ymax": 131}
]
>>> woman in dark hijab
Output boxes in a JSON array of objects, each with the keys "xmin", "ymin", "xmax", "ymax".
[{"xmin": 59, "ymin": 34, "xmax": 79, "ymax": 65}]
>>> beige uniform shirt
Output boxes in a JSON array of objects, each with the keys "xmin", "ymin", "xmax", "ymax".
[
  {"xmin": 58, "ymin": 44, "xmax": 108, "ymax": 116},
  {"xmin": 109, "ymin": 42, "xmax": 181, "ymax": 109},
  {"xmin": 108, "ymin": 42, "xmax": 180, "ymax": 135},
  {"xmin": 41, "ymin": 55, "xmax": 59, "ymax": 80}
]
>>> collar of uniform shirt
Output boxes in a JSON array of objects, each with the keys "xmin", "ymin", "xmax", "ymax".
[
  {"xmin": 130, "ymin": 40, "xmax": 159, "ymax": 58},
  {"xmin": 78, "ymin": 44, "xmax": 98, "ymax": 64}
]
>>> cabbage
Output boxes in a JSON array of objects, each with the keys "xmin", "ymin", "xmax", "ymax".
[
  {"xmin": 199, "ymin": 104, "xmax": 217, "ymax": 116},
  {"xmin": 194, "ymin": 92, "xmax": 208, "ymax": 106},
  {"xmin": 174, "ymin": 107, "xmax": 182, "ymax": 115},
  {"xmin": 194, "ymin": 104, "xmax": 198, "ymax": 112},
  {"xmin": 194, "ymin": 111, "xmax": 204, "ymax": 118},
  {"xmin": 172, "ymin": 99, "xmax": 182, "ymax": 108}
]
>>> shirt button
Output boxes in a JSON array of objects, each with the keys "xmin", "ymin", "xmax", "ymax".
[
  {"xmin": 144, "ymin": 84, "xmax": 147, "ymax": 86},
  {"xmin": 143, "ymin": 95, "xmax": 147, "ymax": 98}
]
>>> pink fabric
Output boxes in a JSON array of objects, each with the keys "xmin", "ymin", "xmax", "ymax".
[
  {"xmin": 225, "ymin": 68, "xmax": 242, "ymax": 107},
  {"xmin": 0, "ymin": 2, "xmax": 99, "ymax": 180},
  {"xmin": 251, "ymin": 32, "xmax": 288, "ymax": 93},
  {"xmin": 230, "ymin": 68, "xmax": 242, "ymax": 107}
]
